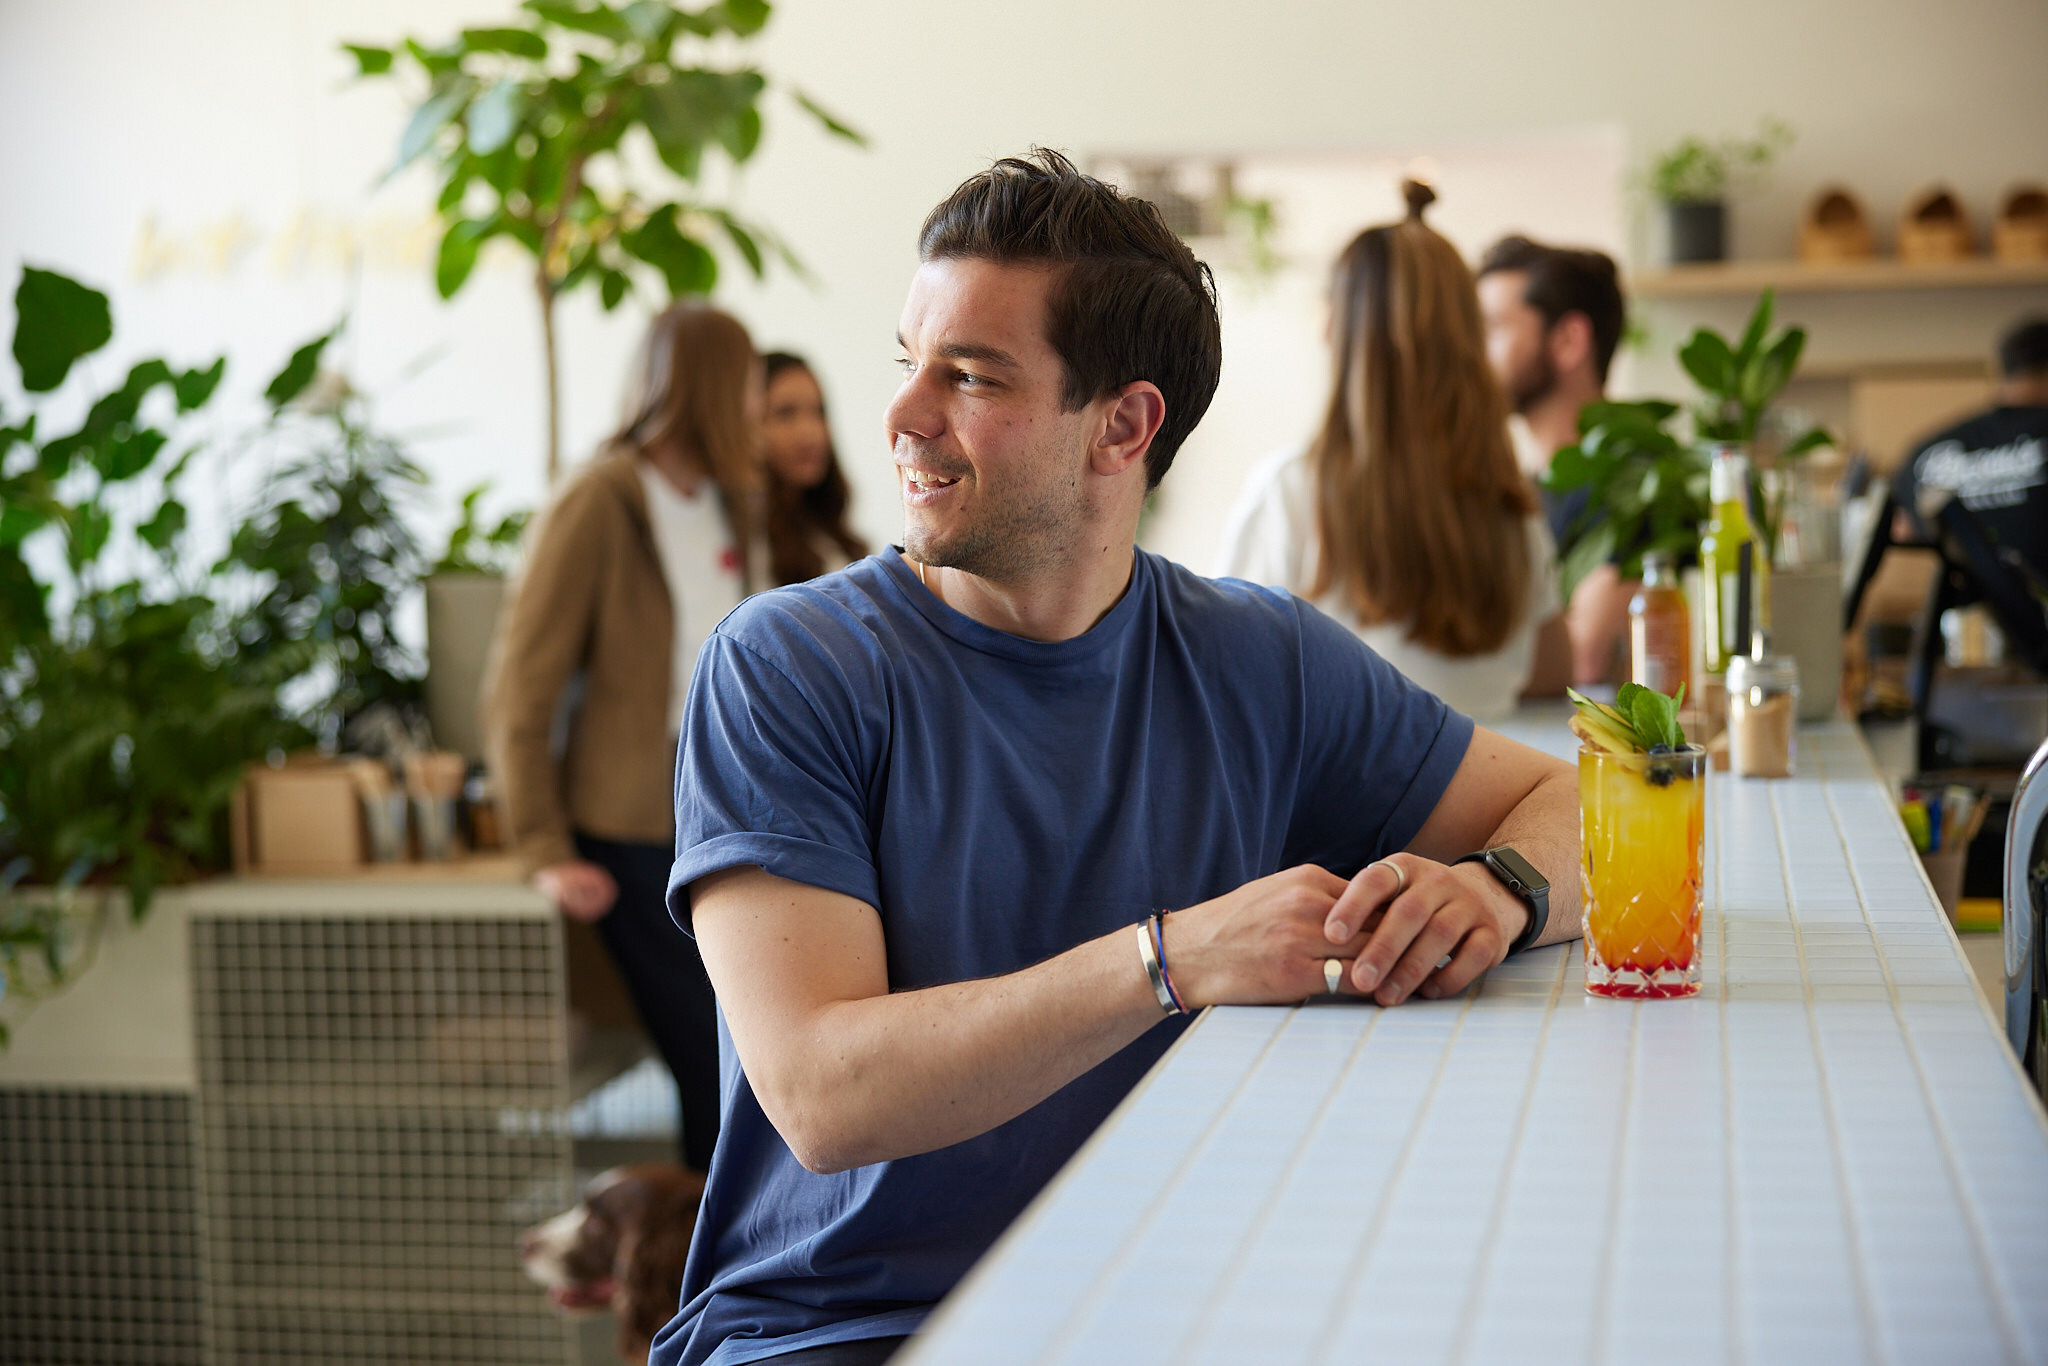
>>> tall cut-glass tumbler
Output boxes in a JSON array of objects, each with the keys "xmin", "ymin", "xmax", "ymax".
[{"xmin": 1581, "ymin": 745, "xmax": 1707, "ymax": 999}]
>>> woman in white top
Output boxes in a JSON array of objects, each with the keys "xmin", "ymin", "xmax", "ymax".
[
  {"xmin": 485, "ymin": 302, "xmax": 763, "ymax": 1174},
  {"xmin": 1217, "ymin": 181, "xmax": 1570, "ymax": 720}
]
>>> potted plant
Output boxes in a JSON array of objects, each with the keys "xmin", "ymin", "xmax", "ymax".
[
  {"xmin": 0, "ymin": 267, "xmax": 303, "ymax": 1042},
  {"xmin": 1546, "ymin": 289, "xmax": 1840, "ymax": 717},
  {"xmin": 1646, "ymin": 117, "xmax": 1793, "ymax": 264},
  {"xmin": 423, "ymin": 485, "xmax": 530, "ymax": 761},
  {"xmin": 1, "ymin": 270, "xmax": 453, "ymax": 1044},
  {"xmin": 1678, "ymin": 289, "xmax": 1838, "ymax": 714}
]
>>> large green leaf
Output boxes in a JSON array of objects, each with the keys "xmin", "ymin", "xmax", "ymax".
[
  {"xmin": 467, "ymin": 79, "xmax": 526, "ymax": 156},
  {"xmin": 138, "ymin": 499, "xmax": 186, "ymax": 552},
  {"xmin": 64, "ymin": 503, "xmax": 112, "ymax": 570},
  {"xmin": 523, "ymin": 0, "xmax": 632, "ymax": 42},
  {"xmin": 173, "ymin": 357, "xmax": 225, "ymax": 412},
  {"xmin": 623, "ymin": 206, "xmax": 718, "ymax": 296},
  {"xmin": 343, "ymin": 43, "xmax": 393, "ymax": 75},
  {"xmin": 395, "ymin": 84, "xmax": 470, "ymax": 172},
  {"xmin": 792, "ymin": 88, "xmax": 866, "ymax": 146},
  {"xmin": 13, "ymin": 267, "xmax": 113, "ymax": 393},
  {"xmin": 712, "ymin": 211, "xmax": 764, "ymax": 275},
  {"xmin": 719, "ymin": 104, "xmax": 762, "ymax": 162},
  {"xmin": 460, "ymin": 27, "xmax": 548, "ymax": 59},
  {"xmin": 99, "ymin": 427, "xmax": 167, "ymax": 483},
  {"xmin": 0, "ymin": 502, "xmax": 48, "ymax": 548},
  {"xmin": 620, "ymin": 1, "xmax": 675, "ymax": 45},
  {"xmin": 1734, "ymin": 288, "xmax": 1775, "ymax": 367},
  {"xmin": 716, "ymin": 0, "xmax": 773, "ymax": 37},
  {"xmin": 264, "ymin": 328, "xmax": 340, "ymax": 409},
  {"xmin": 1677, "ymin": 328, "xmax": 1735, "ymax": 397}
]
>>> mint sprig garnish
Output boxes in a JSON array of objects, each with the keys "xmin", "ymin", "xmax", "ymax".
[{"xmin": 1567, "ymin": 682, "xmax": 1688, "ymax": 754}]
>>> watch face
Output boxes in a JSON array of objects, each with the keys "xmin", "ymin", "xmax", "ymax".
[{"xmin": 1489, "ymin": 847, "xmax": 1548, "ymax": 895}]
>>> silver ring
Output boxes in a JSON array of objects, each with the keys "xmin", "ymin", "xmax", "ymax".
[
  {"xmin": 1371, "ymin": 859, "xmax": 1408, "ymax": 894},
  {"xmin": 1324, "ymin": 958, "xmax": 1345, "ymax": 994}
]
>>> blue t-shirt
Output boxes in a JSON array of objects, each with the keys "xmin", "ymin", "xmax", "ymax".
[{"xmin": 653, "ymin": 547, "xmax": 1473, "ymax": 1366}]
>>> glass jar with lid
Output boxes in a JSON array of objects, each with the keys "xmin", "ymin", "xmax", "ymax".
[{"xmin": 1727, "ymin": 649, "xmax": 1800, "ymax": 778}]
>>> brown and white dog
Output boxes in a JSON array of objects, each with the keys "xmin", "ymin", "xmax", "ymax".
[{"xmin": 518, "ymin": 1164, "xmax": 707, "ymax": 1364}]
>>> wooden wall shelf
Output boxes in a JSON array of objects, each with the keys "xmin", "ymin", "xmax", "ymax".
[{"xmin": 1633, "ymin": 258, "xmax": 2048, "ymax": 298}]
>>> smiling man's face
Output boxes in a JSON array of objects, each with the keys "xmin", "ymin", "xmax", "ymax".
[{"xmin": 885, "ymin": 257, "xmax": 1103, "ymax": 584}]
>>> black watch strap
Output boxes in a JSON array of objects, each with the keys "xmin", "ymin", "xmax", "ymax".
[{"xmin": 1455, "ymin": 847, "xmax": 1550, "ymax": 956}]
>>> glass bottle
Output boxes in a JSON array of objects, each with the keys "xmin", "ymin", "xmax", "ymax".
[
  {"xmin": 1630, "ymin": 551, "xmax": 1690, "ymax": 700},
  {"xmin": 1698, "ymin": 446, "xmax": 1769, "ymax": 675}
]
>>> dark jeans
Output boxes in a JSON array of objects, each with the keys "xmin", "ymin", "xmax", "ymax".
[
  {"xmin": 760, "ymin": 1337, "xmax": 908, "ymax": 1366},
  {"xmin": 575, "ymin": 831, "xmax": 721, "ymax": 1171}
]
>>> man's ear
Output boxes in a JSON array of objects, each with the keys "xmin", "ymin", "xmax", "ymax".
[
  {"xmin": 1548, "ymin": 311, "xmax": 1596, "ymax": 382},
  {"xmin": 1090, "ymin": 381, "xmax": 1166, "ymax": 479}
]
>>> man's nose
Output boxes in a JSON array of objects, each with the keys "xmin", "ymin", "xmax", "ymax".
[{"xmin": 884, "ymin": 367, "xmax": 942, "ymax": 444}]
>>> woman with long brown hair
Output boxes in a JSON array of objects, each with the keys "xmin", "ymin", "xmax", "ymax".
[
  {"xmin": 760, "ymin": 351, "xmax": 868, "ymax": 582},
  {"xmin": 484, "ymin": 301, "xmax": 762, "ymax": 1174},
  {"xmin": 1217, "ymin": 181, "xmax": 1569, "ymax": 719}
]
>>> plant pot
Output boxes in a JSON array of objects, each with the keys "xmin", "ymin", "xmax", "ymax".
[
  {"xmin": 424, "ymin": 572, "xmax": 508, "ymax": 762},
  {"xmin": 1769, "ymin": 562, "xmax": 1844, "ymax": 722},
  {"xmin": 1667, "ymin": 201, "xmax": 1726, "ymax": 264}
]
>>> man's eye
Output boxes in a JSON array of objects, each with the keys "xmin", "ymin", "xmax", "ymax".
[{"xmin": 895, "ymin": 355, "xmax": 916, "ymax": 375}]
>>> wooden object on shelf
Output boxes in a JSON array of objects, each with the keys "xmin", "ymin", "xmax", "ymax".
[
  {"xmin": 1995, "ymin": 183, "xmax": 2048, "ymax": 264},
  {"xmin": 1632, "ymin": 256, "xmax": 2048, "ymax": 297},
  {"xmin": 230, "ymin": 757, "xmax": 365, "ymax": 875},
  {"xmin": 1800, "ymin": 186, "xmax": 1876, "ymax": 263},
  {"xmin": 1899, "ymin": 185, "xmax": 1976, "ymax": 263}
]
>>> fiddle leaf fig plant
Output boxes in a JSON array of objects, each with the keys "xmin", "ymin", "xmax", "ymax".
[{"xmin": 344, "ymin": 0, "xmax": 865, "ymax": 480}]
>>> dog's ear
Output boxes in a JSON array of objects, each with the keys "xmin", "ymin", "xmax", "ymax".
[{"xmin": 611, "ymin": 1183, "xmax": 702, "ymax": 1365}]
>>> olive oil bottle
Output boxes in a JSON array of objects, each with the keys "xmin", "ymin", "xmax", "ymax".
[{"xmin": 1699, "ymin": 446, "xmax": 1767, "ymax": 675}]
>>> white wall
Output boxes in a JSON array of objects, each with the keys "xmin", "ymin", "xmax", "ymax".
[{"xmin": 4, "ymin": 0, "xmax": 2046, "ymax": 591}]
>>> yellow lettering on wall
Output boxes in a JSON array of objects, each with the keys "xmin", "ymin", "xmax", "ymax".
[{"xmin": 131, "ymin": 207, "xmax": 456, "ymax": 281}]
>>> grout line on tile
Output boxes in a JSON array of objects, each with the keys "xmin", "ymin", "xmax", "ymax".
[
  {"xmin": 1782, "ymin": 779, "xmax": 1891, "ymax": 1366},
  {"xmin": 1824, "ymin": 777, "xmax": 2030, "ymax": 1365},
  {"xmin": 1444, "ymin": 943, "xmax": 1569, "ymax": 1366},
  {"xmin": 1305, "ymin": 991, "xmax": 1481, "ymax": 1366},
  {"xmin": 1585, "ymin": 1001, "xmax": 1642, "ymax": 1366},
  {"xmin": 1028, "ymin": 1010, "xmax": 1298, "ymax": 1365},
  {"xmin": 1171, "ymin": 1004, "xmax": 1385, "ymax": 1361}
]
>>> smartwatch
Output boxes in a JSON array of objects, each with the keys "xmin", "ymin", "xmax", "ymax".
[{"xmin": 1454, "ymin": 847, "xmax": 1550, "ymax": 956}]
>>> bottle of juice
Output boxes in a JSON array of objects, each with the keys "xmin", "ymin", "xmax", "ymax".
[
  {"xmin": 1630, "ymin": 551, "xmax": 1690, "ymax": 700},
  {"xmin": 1699, "ymin": 446, "xmax": 1768, "ymax": 675}
]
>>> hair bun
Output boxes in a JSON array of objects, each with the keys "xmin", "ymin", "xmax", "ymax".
[{"xmin": 1401, "ymin": 178, "xmax": 1437, "ymax": 220}]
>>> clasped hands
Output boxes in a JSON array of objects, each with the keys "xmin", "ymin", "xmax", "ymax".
[{"xmin": 1160, "ymin": 856, "xmax": 1528, "ymax": 1009}]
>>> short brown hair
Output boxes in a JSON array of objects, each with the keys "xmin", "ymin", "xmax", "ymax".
[
  {"xmin": 1477, "ymin": 235, "xmax": 1626, "ymax": 383},
  {"xmin": 918, "ymin": 148, "xmax": 1222, "ymax": 487}
]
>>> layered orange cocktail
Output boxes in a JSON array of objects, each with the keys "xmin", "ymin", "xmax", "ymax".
[{"xmin": 1570, "ymin": 685, "xmax": 1706, "ymax": 999}]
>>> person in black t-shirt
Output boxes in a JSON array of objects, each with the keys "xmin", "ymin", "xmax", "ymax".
[{"xmin": 1893, "ymin": 317, "xmax": 2048, "ymax": 578}]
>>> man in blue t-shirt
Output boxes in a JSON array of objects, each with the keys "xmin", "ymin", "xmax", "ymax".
[{"xmin": 655, "ymin": 150, "xmax": 1583, "ymax": 1366}]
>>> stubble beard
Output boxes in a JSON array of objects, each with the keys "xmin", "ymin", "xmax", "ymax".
[
  {"xmin": 898, "ymin": 436, "xmax": 1089, "ymax": 586},
  {"xmin": 1507, "ymin": 347, "xmax": 1559, "ymax": 417}
]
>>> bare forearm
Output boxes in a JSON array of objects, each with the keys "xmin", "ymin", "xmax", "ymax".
[
  {"xmin": 755, "ymin": 927, "xmax": 1165, "ymax": 1173},
  {"xmin": 1485, "ymin": 768, "xmax": 1582, "ymax": 947}
]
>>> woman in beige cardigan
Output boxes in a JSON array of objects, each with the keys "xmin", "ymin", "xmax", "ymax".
[{"xmin": 484, "ymin": 302, "xmax": 762, "ymax": 1173}]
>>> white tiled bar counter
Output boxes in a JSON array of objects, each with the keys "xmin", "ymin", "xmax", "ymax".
[{"xmin": 902, "ymin": 722, "xmax": 2048, "ymax": 1365}]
